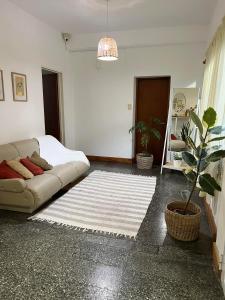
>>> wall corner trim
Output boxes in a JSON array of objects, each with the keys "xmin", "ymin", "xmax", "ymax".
[
  {"xmin": 212, "ymin": 242, "xmax": 222, "ymax": 276},
  {"xmin": 203, "ymin": 197, "xmax": 217, "ymax": 242}
]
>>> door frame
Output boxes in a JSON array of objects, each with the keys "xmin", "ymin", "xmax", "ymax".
[
  {"xmin": 132, "ymin": 76, "xmax": 171, "ymax": 161},
  {"xmin": 41, "ymin": 67, "xmax": 65, "ymax": 145}
]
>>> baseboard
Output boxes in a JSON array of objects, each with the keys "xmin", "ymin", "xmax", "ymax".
[
  {"xmin": 87, "ymin": 155, "xmax": 133, "ymax": 164},
  {"xmin": 203, "ymin": 198, "xmax": 222, "ymax": 277},
  {"xmin": 203, "ymin": 197, "xmax": 217, "ymax": 242},
  {"xmin": 212, "ymin": 242, "xmax": 222, "ymax": 276}
]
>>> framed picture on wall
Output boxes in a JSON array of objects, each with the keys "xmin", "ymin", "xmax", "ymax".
[
  {"xmin": 0, "ymin": 70, "xmax": 5, "ymax": 101},
  {"xmin": 11, "ymin": 72, "xmax": 27, "ymax": 102}
]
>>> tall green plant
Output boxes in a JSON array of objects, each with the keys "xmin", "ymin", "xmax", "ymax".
[
  {"xmin": 182, "ymin": 107, "xmax": 225, "ymax": 214},
  {"xmin": 129, "ymin": 117, "xmax": 161, "ymax": 154}
]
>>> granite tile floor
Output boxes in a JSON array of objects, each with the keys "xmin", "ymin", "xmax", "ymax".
[{"xmin": 0, "ymin": 161, "xmax": 224, "ymax": 300}]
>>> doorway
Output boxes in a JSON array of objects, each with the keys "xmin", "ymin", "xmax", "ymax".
[
  {"xmin": 135, "ymin": 77, "xmax": 170, "ymax": 165},
  {"xmin": 42, "ymin": 68, "xmax": 63, "ymax": 142}
]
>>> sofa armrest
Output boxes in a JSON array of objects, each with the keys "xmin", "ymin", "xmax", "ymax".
[{"xmin": 0, "ymin": 179, "xmax": 26, "ymax": 193}]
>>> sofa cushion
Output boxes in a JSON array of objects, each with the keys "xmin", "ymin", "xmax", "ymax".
[
  {"xmin": 45, "ymin": 163, "xmax": 79, "ymax": 187},
  {"xmin": 72, "ymin": 161, "xmax": 90, "ymax": 174},
  {"xmin": 11, "ymin": 138, "xmax": 40, "ymax": 157},
  {"xmin": 0, "ymin": 189, "xmax": 34, "ymax": 210},
  {"xmin": 170, "ymin": 140, "xmax": 186, "ymax": 151},
  {"xmin": 7, "ymin": 159, "xmax": 34, "ymax": 179},
  {"xmin": 0, "ymin": 161, "xmax": 24, "ymax": 179},
  {"xmin": 30, "ymin": 151, "xmax": 53, "ymax": 170},
  {"xmin": 0, "ymin": 144, "xmax": 19, "ymax": 162},
  {"xmin": 26, "ymin": 174, "xmax": 61, "ymax": 207},
  {"xmin": 20, "ymin": 157, "xmax": 44, "ymax": 176},
  {"xmin": 0, "ymin": 178, "xmax": 26, "ymax": 193}
]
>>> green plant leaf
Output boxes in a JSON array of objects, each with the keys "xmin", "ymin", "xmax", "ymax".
[
  {"xmin": 199, "ymin": 159, "xmax": 209, "ymax": 172},
  {"xmin": 129, "ymin": 119, "xmax": 161, "ymax": 152},
  {"xmin": 199, "ymin": 173, "xmax": 221, "ymax": 196},
  {"xmin": 181, "ymin": 122, "xmax": 193, "ymax": 144},
  {"xmin": 152, "ymin": 117, "xmax": 162, "ymax": 125},
  {"xmin": 208, "ymin": 136, "xmax": 225, "ymax": 143},
  {"xmin": 184, "ymin": 170, "xmax": 197, "ymax": 183},
  {"xmin": 208, "ymin": 126, "xmax": 225, "ymax": 134},
  {"xmin": 211, "ymin": 145, "xmax": 222, "ymax": 151},
  {"xmin": 186, "ymin": 136, "xmax": 197, "ymax": 151},
  {"xmin": 190, "ymin": 111, "xmax": 203, "ymax": 135},
  {"xmin": 203, "ymin": 107, "xmax": 217, "ymax": 128},
  {"xmin": 141, "ymin": 134, "xmax": 150, "ymax": 151},
  {"xmin": 129, "ymin": 126, "xmax": 135, "ymax": 134},
  {"xmin": 129, "ymin": 121, "xmax": 148, "ymax": 135},
  {"xmin": 206, "ymin": 150, "xmax": 225, "ymax": 162},
  {"xmin": 182, "ymin": 151, "xmax": 197, "ymax": 167},
  {"xmin": 150, "ymin": 128, "xmax": 161, "ymax": 140},
  {"xmin": 195, "ymin": 146, "xmax": 207, "ymax": 159}
]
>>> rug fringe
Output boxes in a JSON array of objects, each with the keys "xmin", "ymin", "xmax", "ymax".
[
  {"xmin": 92, "ymin": 170, "xmax": 156, "ymax": 179},
  {"xmin": 29, "ymin": 217, "xmax": 136, "ymax": 240}
]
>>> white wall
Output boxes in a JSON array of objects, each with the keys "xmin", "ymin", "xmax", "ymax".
[
  {"xmin": 0, "ymin": 0, "xmax": 75, "ymax": 148},
  {"xmin": 72, "ymin": 43, "xmax": 205, "ymax": 158},
  {"xmin": 71, "ymin": 25, "xmax": 208, "ymax": 51}
]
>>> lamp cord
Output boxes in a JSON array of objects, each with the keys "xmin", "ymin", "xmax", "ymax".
[{"xmin": 106, "ymin": 0, "xmax": 109, "ymax": 37}]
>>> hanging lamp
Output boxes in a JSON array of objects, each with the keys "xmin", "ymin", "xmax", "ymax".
[{"xmin": 97, "ymin": 0, "xmax": 118, "ymax": 61}]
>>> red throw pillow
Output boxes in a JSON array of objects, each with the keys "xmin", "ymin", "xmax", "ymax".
[
  {"xmin": 171, "ymin": 134, "xmax": 177, "ymax": 140},
  {"xmin": 0, "ymin": 160, "xmax": 24, "ymax": 179},
  {"xmin": 20, "ymin": 157, "xmax": 44, "ymax": 176}
]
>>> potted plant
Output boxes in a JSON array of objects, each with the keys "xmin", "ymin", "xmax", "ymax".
[
  {"xmin": 181, "ymin": 121, "xmax": 193, "ymax": 147},
  {"xmin": 165, "ymin": 107, "xmax": 225, "ymax": 241},
  {"xmin": 173, "ymin": 153, "xmax": 182, "ymax": 168},
  {"xmin": 129, "ymin": 118, "xmax": 161, "ymax": 169}
]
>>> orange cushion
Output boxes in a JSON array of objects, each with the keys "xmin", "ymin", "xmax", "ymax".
[{"xmin": 6, "ymin": 159, "xmax": 33, "ymax": 179}]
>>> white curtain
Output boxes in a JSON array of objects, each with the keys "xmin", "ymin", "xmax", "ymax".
[
  {"xmin": 201, "ymin": 17, "xmax": 225, "ymax": 125},
  {"xmin": 200, "ymin": 17, "xmax": 225, "ymax": 262}
]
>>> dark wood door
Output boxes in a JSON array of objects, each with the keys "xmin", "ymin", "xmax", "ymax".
[
  {"xmin": 42, "ymin": 73, "xmax": 61, "ymax": 141},
  {"xmin": 135, "ymin": 77, "xmax": 170, "ymax": 165}
]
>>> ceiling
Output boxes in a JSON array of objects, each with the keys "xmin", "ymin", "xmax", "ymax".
[{"xmin": 9, "ymin": 0, "xmax": 217, "ymax": 34}]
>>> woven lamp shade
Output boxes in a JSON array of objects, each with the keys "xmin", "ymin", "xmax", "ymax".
[{"xmin": 97, "ymin": 37, "xmax": 118, "ymax": 61}]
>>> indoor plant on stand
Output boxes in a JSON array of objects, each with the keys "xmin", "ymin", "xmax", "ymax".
[
  {"xmin": 129, "ymin": 118, "xmax": 161, "ymax": 169},
  {"xmin": 173, "ymin": 153, "xmax": 183, "ymax": 168},
  {"xmin": 165, "ymin": 107, "xmax": 225, "ymax": 241}
]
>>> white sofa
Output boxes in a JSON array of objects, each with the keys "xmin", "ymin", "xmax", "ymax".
[{"xmin": 0, "ymin": 135, "xmax": 90, "ymax": 213}]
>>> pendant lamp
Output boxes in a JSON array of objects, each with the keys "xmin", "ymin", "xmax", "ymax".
[{"xmin": 97, "ymin": 0, "xmax": 118, "ymax": 61}]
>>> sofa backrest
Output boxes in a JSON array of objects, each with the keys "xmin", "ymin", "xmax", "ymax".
[
  {"xmin": 0, "ymin": 138, "xmax": 40, "ymax": 162},
  {"xmin": 0, "ymin": 144, "xmax": 19, "ymax": 161}
]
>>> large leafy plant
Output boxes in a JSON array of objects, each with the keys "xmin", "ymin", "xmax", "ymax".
[
  {"xmin": 182, "ymin": 107, "xmax": 225, "ymax": 214},
  {"xmin": 181, "ymin": 121, "xmax": 193, "ymax": 145},
  {"xmin": 129, "ymin": 117, "xmax": 161, "ymax": 155}
]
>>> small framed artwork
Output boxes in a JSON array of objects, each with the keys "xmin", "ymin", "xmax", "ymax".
[
  {"xmin": 0, "ymin": 70, "xmax": 5, "ymax": 101},
  {"xmin": 11, "ymin": 72, "xmax": 27, "ymax": 102}
]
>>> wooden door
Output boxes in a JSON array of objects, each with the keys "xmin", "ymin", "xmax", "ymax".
[
  {"xmin": 135, "ymin": 77, "xmax": 170, "ymax": 165},
  {"xmin": 42, "ymin": 73, "xmax": 61, "ymax": 141}
]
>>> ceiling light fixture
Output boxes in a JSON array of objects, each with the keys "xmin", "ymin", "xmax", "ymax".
[{"xmin": 97, "ymin": 0, "xmax": 118, "ymax": 61}]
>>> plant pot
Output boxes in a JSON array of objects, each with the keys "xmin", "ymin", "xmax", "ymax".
[
  {"xmin": 165, "ymin": 201, "xmax": 201, "ymax": 241},
  {"xmin": 136, "ymin": 153, "xmax": 153, "ymax": 169},
  {"xmin": 173, "ymin": 160, "xmax": 182, "ymax": 168}
]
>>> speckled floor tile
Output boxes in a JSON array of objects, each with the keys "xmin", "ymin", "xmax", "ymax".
[{"xmin": 0, "ymin": 161, "xmax": 224, "ymax": 300}]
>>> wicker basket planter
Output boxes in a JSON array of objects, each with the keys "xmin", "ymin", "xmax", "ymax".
[
  {"xmin": 136, "ymin": 153, "xmax": 153, "ymax": 169},
  {"xmin": 165, "ymin": 201, "xmax": 201, "ymax": 241}
]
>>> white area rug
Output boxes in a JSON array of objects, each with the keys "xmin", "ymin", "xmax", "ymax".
[{"xmin": 30, "ymin": 171, "xmax": 157, "ymax": 238}]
